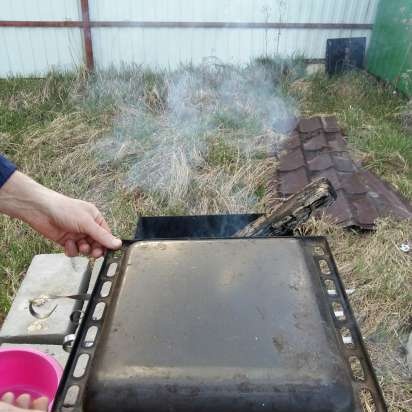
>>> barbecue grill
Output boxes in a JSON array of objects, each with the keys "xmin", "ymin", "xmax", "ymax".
[{"xmin": 52, "ymin": 214, "xmax": 386, "ymax": 412}]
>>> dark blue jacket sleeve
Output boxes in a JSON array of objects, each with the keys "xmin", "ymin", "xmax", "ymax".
[{"xmin": 0, "ymin": 154, "xmax": 17, "ymax": 188}]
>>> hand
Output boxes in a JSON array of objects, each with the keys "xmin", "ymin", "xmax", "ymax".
[
  {"xmin": 0, "ymin": 172, "xmax": 122, "ymax": 258},
  {"xmin": 0, "ymin": 393, "xmax": 48, "ymax": 412},
  {"xmin": 26, "ymin": 192, "xmax": 122, "ymax": 258}
]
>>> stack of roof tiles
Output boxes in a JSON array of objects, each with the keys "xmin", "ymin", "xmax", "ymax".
[{"xmin": 276, "ymin": 116, "xmax": 412, "ymax": 229}]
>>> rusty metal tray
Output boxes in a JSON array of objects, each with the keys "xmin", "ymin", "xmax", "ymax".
[{"xmin": 53, "ymin": 237, "xmax": 386, "ymax": 412}]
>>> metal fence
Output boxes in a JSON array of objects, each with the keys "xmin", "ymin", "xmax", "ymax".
[{"xmin": 0, "ymin": 0, "xmax": 379, "ymax": 77}]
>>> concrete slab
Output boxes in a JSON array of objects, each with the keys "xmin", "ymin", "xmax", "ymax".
[
  {"xmin": 407, "ymin": 332, "xmax": 412, "ymax": 373},
  {"xmin": 0, "ymin": 254, "xmax": 90, "ymax": 345},
  {"xmin": 79, "ymin": 257, "xmax": 104, "ymax": 320},
  {"xmin": 1, "ymin": 343, "xmax": 69, "ymax": 370}
]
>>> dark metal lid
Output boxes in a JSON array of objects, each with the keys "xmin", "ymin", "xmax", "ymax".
[
  {"xmin": 85, "ymin": 238, "xmax": 355, "ymax": 412},
  {"xmin": 54, "ymin": 236, "xmax": 386, "ymax": 412}
]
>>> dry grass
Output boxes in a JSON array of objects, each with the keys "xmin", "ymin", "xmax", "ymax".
[
  {"xmin": 88, "ymin": 62, "xmax": 290, "ymax": 215},
  {"xmin": 292, "ymin": 72, "xmax": 412, "ymax": 201},
  {"xmin": 0, "ymin": 64, "xmax": 411, "ymax": 411},
  {"xmin": 291, "ymin": 72, "xmax": 412, "ymax": 410},
  {"xmin": 0, "ymin": 110, "xmax": 139, "ymax": 315},
  {"xmin": 298, "ymin": 217, "xmax": 412, "ymax": 412},
  {"xmin": 1, "ymin": 63, "xmax": 286, "ymax": 314}
]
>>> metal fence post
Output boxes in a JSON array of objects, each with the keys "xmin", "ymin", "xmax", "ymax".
[{"xmin": 80, "ymin": 0, "xmax": 94, "ymax": 71}]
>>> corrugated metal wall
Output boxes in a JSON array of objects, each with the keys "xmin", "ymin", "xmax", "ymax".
[
  {"xmin": 90, "ymin": 0, "xmax": 377, "ymax": 23},
  {"xmin": 0, "ymin": 1, "xmax": 83, "ymax": 76},
  {"xmin": 0, "ymin": 0, "xmax": 379, "ymax": 76}
]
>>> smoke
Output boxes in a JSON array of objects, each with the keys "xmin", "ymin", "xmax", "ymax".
[{"xmin": 91, "ymin": 60, "xmax": 299, "ymax": 215}]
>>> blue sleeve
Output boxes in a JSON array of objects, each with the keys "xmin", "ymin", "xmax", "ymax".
[{"xmin": 0, "ymin": 154, "xmax": 17, "ymax": 188}]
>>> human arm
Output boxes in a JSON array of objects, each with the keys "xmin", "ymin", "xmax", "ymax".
[{"xmin": 0, "ymin": 156, "xmax": 122, "ymax": 257}]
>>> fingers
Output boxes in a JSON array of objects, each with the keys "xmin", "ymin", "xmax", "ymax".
[
  {"xmin": 1, "ymin": 393, "xmax": 17, "ymax": 411},
  {"xmin": 1, "ymin": 393, "xmax": 14, "ymax": 404},
  {"xmin": 95, "ymin": 214, "xmax": 111, "ymax": 233},
  {"xmin": 65, "ymin": 237, "xmax": 106, "ymax": 258},
  {"xmin": 90, "ymin": 240, "xmax": 104, "ymax": 258},
  {"xmin": 84, "ymin": 218, "xmax": 122, "ymax": 251},
  {"xmin": 79, "ymin": 236, "xmax": 105, "ymax": 258},
  {"xmin": 15, "ymin": 395, "xmax": 30, "ymax": 409},
  {"xmin": 77, "ymin": 238, "xmax": 91, "ymax": 255},
  {"xmin": 0, "ymin": 393, "xmax": 48, "ymax": 411},
  {"xmin": 56, "ymin": 200, "xmax": 122, "ymax": 257},
  {"xmin": 32, "ymin": 397, "xmax": 49, "ymax": 411},
  {"xmin": 64, "ymin": 239, "xmax": 79, "ymax": 257}
]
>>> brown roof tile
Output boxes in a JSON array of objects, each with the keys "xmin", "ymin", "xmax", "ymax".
[
  {"xmin": 332, "ymin": 153, "xmax": 356, "ymax": 172},
  {"xmin": 319, "ymin": 190, "xmax": 353, "ymax": 224},
  {"xmin": 327, "ymin": 134, "xmax": 348, "ymax": 151},
  {"xmin": 341, "ymin": 173, "xmax": 366, "ymax": 195},
  {"xmin": 303, "ymin": 134, "xmax": 328, "ymax": 151},
  {"xmin": 313, "ymin": 169, "xmax": 342, "ymax": 191},
  {"xmin": 299, "ymin": 117, "xmax": 322, "ymax": 133},
  {"xmin": 351, "ymin": 196, "xmax": 380, "ymax": 228},
  {"xmin": 278, "ymin": 148, "xmax": 305, "ymax": 172},
  {"xmin": 321, "ymin": 116, "xmax": 340, "ymax": 133},
  {"xmin": 279, "ymin": 168, "xmax": 309, "ymax": 196},
  {"xmin": 307, "ymin": 153, "xmax": 334, "ymax": 171},
  {"xmin": 275, "ymin": 116, "xmax": 412, "ymax": 229},
  {"xmin": 359, "ymin": 170, "xmax": 412, "ymax": 219}
]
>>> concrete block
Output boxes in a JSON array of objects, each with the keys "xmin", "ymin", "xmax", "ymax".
[
  {"xmin": 79, "ymin": 257, "xmax": 104, "ymax": 318},
  {"xmin": 80, "ymin": 257, "xmax": 104, "ymax": 316},
  {"xmin": 1, "ymin": 343, "xmax": 69, "ymax": 370},
  {"xmin": 0, "ymin": 254, "xmax": 90, "ymax": 345}
]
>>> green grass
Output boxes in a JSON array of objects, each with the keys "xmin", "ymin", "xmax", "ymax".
[
  {"xmin": 0, "ymin": 73, "xmax": 136, "ymax": 317},
  {"xmin": 0, "ymin": 73, "xmax": 77, "ymax": 137},
  {"xmin": 295, "ymin": 71, "xmax": 412, "ymax": 199},
  {"xmin": 1, "ymin": 67, "xmax": 410, "ymax": 318},
  {"xmin": 0, "ymin": 65, "xmax": 411, "ymax": 411}
]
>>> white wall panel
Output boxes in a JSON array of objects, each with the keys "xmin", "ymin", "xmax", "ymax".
[
  {"xmin": 1, "ymin": 0, "xmax": 80, "ymax": 21},
  {"xmin": 0, "ymin": 0, "xmax": 81, "ymax": 76},
  {"xmin": 92, "ymin": 27, "xmax": 373, "ymax": 70},
  {"xmin": 89, "ymin": 0, "xmax": 378, "ymax": 24},
  {"xmin": 90, "ymin": 0, "xmax": 379, "ymax": 70},
  {"xmin": 0, "ymin": 28, "xmax": 83, "ymax": 76},
  {"xmin": 0, "ymin": 0, "xmax": 379, "ymax": 76}
]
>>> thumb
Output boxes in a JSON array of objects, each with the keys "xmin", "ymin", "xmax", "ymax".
[{"xmin": 85, "ymin": 219, "xmax": 122, "ymax": 250}]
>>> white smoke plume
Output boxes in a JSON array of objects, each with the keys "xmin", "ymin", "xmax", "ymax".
[{"xmin": 91, "ymin": 59, "xmax": 300, "ymax": 214}]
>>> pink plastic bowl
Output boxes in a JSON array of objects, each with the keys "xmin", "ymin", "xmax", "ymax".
[{"xmin": 0, "ymin": 347, "xmax": 62, "ymax": 409}]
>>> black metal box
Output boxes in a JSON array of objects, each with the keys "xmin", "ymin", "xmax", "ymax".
[{"xmin": 134, "ymin": 214, "xmax": 262, "ymax": 239}]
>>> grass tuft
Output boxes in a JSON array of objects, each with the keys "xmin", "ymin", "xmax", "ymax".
[{"xmin": 0, "ymin": 62, "xmax": 411, "ymax": 411}]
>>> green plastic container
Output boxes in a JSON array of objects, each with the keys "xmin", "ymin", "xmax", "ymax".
[{"xmin": 367, "ymin": 0, "xmax": 412, "ymax": 96}]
